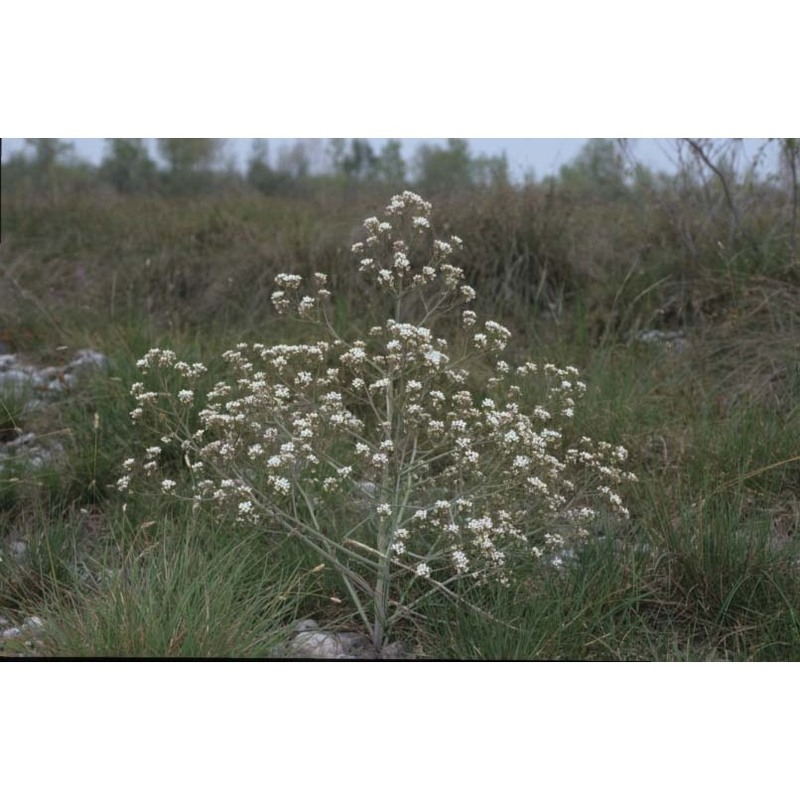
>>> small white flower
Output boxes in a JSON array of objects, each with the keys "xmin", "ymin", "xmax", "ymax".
[
  {"xmin": 433, "ymin": 240, "xmax": 453, "ymax": 256},
  {"xmin": 451, "ymin": 550, "xmax": 469, "ymax": 573},
  {"xmin": 462, "ymin": 310, "xmax": 477, "ymax": 328},
  {"xmin": 298, "ymin": 296, "xmax": 316, "ymax": 315},
  {"xmin": 423, "ymin": 349, "xmax": 448, "ymax": 367},
  {"xmin": 363, "ymin": 216, "xmax": 381, "ymax": 231},
  {"xmin": 272, "ymin": 477, "xmax": 291, "ymax": 495},
  {"xmin": 275, "ymin": 274, "xmax": 303, "ymax": 289},
  {"xmin": 271, "ymin": 291, "xmax": 290, "ymax": 313},
  {"xmin": 415, "ymin": 563, "xmax": 431, "ymax": 578}
]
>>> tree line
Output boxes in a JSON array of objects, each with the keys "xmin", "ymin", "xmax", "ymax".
[
  {"xmin": 2, "ymin": 138, "xmax": 797, "ymax": 259},
  {"xmin": 1, "ymin": 138, "xmax": 516, "ymax": 198}
]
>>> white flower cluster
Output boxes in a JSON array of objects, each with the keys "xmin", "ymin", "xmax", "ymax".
[
  {"xmin": 352, "ymin": 191, "xmax": 468, "ymax": 298},
  {"xmin": 270, "ymin": 272, "xmax": 329, "ymax": 317}
]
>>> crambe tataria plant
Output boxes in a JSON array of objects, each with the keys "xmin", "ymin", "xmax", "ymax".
[{"xmin": 120, "ymin": 191, "xmax": 636, "ymax": 653}]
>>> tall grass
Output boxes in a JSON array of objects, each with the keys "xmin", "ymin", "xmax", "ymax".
[{"xmin": 33, "ymin": 520, "xmax": 302, "ymax": 658}]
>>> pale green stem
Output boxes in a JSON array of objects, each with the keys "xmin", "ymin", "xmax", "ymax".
[{"xmin": 371, "ymin": 374, "xmax": 395, "ymax": 651}]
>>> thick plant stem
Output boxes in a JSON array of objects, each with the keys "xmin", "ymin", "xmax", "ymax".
[
  {"xmin": 371, "ymin": 489, "xmax": 392, "ymax": 652},
  {"xmin": 373, "ymin": 518, "xmax": 390, "ymax": 652},
  {"xmin": 372, "ymin": 372, "xmax": 397, "ymax": 653}
]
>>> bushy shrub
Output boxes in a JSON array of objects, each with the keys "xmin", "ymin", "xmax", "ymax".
[{"xmin": 119, "ymin": 192, "xmax": 636, "ymax": 652}]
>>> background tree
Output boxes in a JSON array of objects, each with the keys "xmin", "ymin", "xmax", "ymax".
[
  {"xmin": 375, "ymin": 139, "xmax": 406, "ymax": 186},
  {"xmin": 415, "ymin": 138, "xmax": 474, "ymax": 195},
  {"xmin": 558, "ymin": 138, "xmax": 627, "ymax": 200},
  {"xmin": 327, "ymin": 139, "xmax": 347, "ymax": 175},
  {"xmin": 276, "ymin": 140, "xmax": 311, "ymax": 181},
  {"xmin": 24, "ymin": 138, "xmax": 74, "ymax": 171},
  {"xmin": 21, "ymin": 138, "xmax": 76, "ymax": 196},
  {"xmin": 100, "ymin": 139, "xmax": 157, "ymax": 194},
  {"xmin": 156, "ymin": 138, "xmax": 223, "ymax": 193},
  {"xmin": 472, "ymin": 152, "xmax": 510, "ymax": 188},
  {"xmin": 779, "ymin": 138, "xmax": 799, "ymax": 259},
  {"xmin": 247, "ymin": 139, "xmax": 290, "ymax": 196},
  {"xmin": 341, "ymin": 139, "xmax": 378, "ymax": 183}
]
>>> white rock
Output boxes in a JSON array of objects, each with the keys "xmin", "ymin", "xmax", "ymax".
[
  {"xmin": 335, "ymin": 632, "xmax": 378, "ymax": 659},
  {"xmin": 380, "ymin": 641, "xmax": 412, "ymax": 660},
  {"xmin": 282, "ymin": 618, "xmax": 412, "ymax": 659},
  {"xmin": 68, "ymin": 349, "xmax": 109, "ymax": 372},
  {"xmin": 4, "ymin": 432, "xmax": 37, "ymax": 451},
  {"xmin": 0, "ymin": 369, "xmax": 34, "ymax": 388},
  {"xmin": 358, "ymin": 481, "xmax": 377, "ymax": 497},
  {"xmin": 10, "ymin": 540, "xmax": 28, "ymax": 558},
  {"xmin": 2, "ymin": 627, "xmax": 21, "ymax": 640},
  {"xmin": 293, "ymin": 619, "xmax": 320, "ymax": 633},
  {"xmin": 291, "ymin": 631, "xmax": 348, "ymax": 659}
]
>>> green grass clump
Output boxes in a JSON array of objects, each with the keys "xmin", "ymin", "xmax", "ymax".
[{"xmin": 14, "ymin": 517, "xmax": 303, "ymax": 658}]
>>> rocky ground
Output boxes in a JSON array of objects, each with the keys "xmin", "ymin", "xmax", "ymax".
[
  {"xmin": 0, "ymin": 348, "xmax": 109, "ymax": 474},
  {"xmin": 282, "ymin": 619, "xmax": 413, "ymax": 660},
  {"xmin": 0, "ymin": 610, "xmax": 415, "ymax": 659},
  {"xmin": 0, "ymin": 613, "xmax": 45, "ymax": 657}
]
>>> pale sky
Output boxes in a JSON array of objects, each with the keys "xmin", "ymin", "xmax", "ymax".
[
  {"xmin": 0, "ymin": 138, "xmax": 679, "ymax": 181},
  {"xmin": 0, "ymin": 138, "xmax": 777, "ymax": 181}
]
